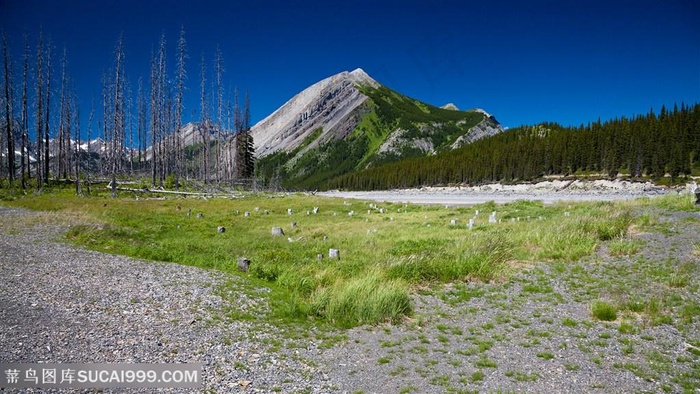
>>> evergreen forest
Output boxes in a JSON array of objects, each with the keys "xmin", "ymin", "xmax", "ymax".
[{"xmin": 325, "ymin": 103, "xmax": 700, "ymax": 190}]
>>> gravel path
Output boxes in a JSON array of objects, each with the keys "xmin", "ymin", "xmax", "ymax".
[
  {"xmin": 0, "ymin": 207, "xmax": 331, "ymax": 393},
  {"xmin": 1, "ymin": 205, "xmax": 698, "ymax": 393}
]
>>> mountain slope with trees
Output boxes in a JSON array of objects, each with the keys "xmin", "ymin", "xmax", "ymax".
[
  {"xmin": 325, "ymin": 103, "xmax": 700, "ymax": 190},
  {"xmin": 255, "ymin": 71, "xmax": 502, "ymax": 190}
]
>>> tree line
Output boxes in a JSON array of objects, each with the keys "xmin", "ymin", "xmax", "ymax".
[
  {"xmin": 325, "ymin": 103, "xmax": 700, "ymax": 190},
  {"xmin": 0, "ymin": 27, "xmax": 255, "ymax": 195}
]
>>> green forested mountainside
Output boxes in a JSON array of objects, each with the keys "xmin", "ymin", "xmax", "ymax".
[
  {"xmin": 255, "ymin": 85, "xmax": 490, "ymax": 190},
  {"xmin": 325, "ymin": 103, "xmax": 700, "ymax": 190}
]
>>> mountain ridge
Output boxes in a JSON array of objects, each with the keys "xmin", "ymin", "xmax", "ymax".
[
  {"xmin": 252, "ymin": 68, "xmax": 379, "ymax": 158},
  {"xmin": 253, "ymin": 68, "xmax": 504, "ymax": 189}
]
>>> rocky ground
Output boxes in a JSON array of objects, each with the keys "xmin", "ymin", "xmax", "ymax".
[
  {"xmin": 319, "ymin": 179, "xmax": 680, "ymax": 206},
  {"xmin": 1, "ymin": 203, "xmax": 699, "ymax": 393}
]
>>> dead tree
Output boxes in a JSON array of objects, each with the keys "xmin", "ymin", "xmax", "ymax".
[
  {"xmin": 2, "ymin": 32, "xmax": 15, "ymax": 187},
  {"xmin": 175, "ymin": 25, "xmax": 187, "ymax": 190},
  {"xmin": 110, "ymin": 34, "xmax": 126, "ymax": 197},
  {"xmin": 43, "ymin": 37, "xmax": 52, "ymax": 185},
  {"xmin": 57, "ymin": 45, "xmax": 69, "ymax": 179},
  {"xmin": 72, "ymin": 89, "xmax": 81, "ymax": 195},
  {"xmin": 199, "ymin": 51, "xmax": 209, "ymax": 184},
  {"xmin": 35, "ymin": 30, "xmax": 44, "ymax": 190},
  {"xmin": 150, "ymin": 50, "xmax": 158, "ymax": 187},
  {"xmin": 214, "ymin": 45, "xmax": 224, "ymax": 182},
  {"xmin": 20, "ymin": 34, "xmax": 29, "ymax": 189}
]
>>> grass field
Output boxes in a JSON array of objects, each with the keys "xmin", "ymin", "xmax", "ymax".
[{"xmin": 1, "ymin": 186, "xmax": 696, "ymax": 328}]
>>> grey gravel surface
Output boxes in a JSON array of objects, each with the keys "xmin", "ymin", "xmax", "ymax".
[
  {"xmin": 1, "ymin": 206, "xmax": 699, "ymax": 393},
  {"xmin": 0, "ymin": 207, "xmax": 331, "ymax": 393},
  {"xmin": 318, "ymin": 181, "xmax": 673, "ymax": 206}
]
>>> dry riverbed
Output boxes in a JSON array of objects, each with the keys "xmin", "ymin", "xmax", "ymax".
[
  {"xmin": 1, "ymin": 200, "xmax": 699, "ymax": 393},
  {"xmin": 319, "ymin": 180, "xmax": 675, "ymax": 206}
]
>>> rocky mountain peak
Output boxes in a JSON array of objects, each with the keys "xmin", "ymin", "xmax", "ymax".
[
  {"xmin": 251, "ymin": 69, "xmax": 378, "ymax": 158},
  {"xmin": 348, "ymin": 68, "xmax": 379, "ymax": 87},
  {"xmin": 441, "ymin": 103, "xmax": 459, "ymax": 111}
]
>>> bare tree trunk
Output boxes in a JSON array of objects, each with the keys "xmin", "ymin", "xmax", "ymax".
[
  {"xmin": 214, "ymin": 46, "xmax": 224, "ymax": 183},
  {"xmin": 136, "ymin": 77, "xmax": 145, "ymax": 172},
  {"xmin": 57, "ymin": 45, "xmax": 67, "ymax": 179},
  {"xmin": 64, "ymin": 87, "xmax": 71, "ymax": 180},
  {"xmin": 200, "ymin": 51, "xmax": 208, "ymax": 184},
  {"xmin": 44, "ymin": 39, "xmax": 52, "ymax": 185},
  {"xmin": 86, "ymin": 98, "xmax": 94, "ymax": 195},
  {"xmin": 2, "ymin": 33, "xmax": 15, "ymax": 187},
  {"xmin": 175, "ymin": 26, "xmax": 187, "ymax": 191},
  {"xmin": 35, "ymin": 30, "xmax": 44, "ymax": 191},
  {"xmin": 111, "ymin": 34, "xmax": 125, "ymax": 197},
  {"xmin": 73, "ymin": 90, "xmax": 81, "ymax": 195},
  {"xmin": 157, "ymin": 33, "xmax": 166, "ymax": 187},
  {"xmin": 150, "ymin": 51, "xmax": 157, "ymax": 187},
  {"xmin": 20, "ymin": 35, "xmax": 29, "ymax": 189}
]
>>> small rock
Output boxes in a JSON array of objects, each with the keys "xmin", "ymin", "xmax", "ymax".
[{"xmin": 237, "ymin": 257, "xmax": 251, "ymax": 272}]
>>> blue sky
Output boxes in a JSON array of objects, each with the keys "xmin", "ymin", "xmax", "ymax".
[{"xmin": 1, "ymin": 0, "xmax": 698, "ymax": 135}]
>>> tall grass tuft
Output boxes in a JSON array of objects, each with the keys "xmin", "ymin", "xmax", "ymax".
[
  {"xmin": 580, "ymin": 208, "xmax": 632, "ymax": 241},
  {"xmin": 386, "ymin": 236, "xmax": 510, "ymax": 283},
  {"xmin": 645, "ymin": 193, "xmax": 697, "ymax": 211},
  {"xmin": 311, "ymin": 270, "xmax": 412, "ymax": 327},
  {"xmin": 591, "ymin": 300, "xmax": 618, "ymax": 321}
]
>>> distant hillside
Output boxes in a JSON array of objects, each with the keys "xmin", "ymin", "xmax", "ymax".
[
  {"xmin": 253, "ymin": 69, "xmax": 502, "ymax": 189},
  {"xmin": 325, "ymin": 103, "xmax": 700, "ymax": 190}
]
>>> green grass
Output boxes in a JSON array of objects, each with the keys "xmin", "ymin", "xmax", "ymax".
[
  {"xmin": 505, "ymin": 370, "xmax": 539, "ymax": 382},
  {"xmin": 470, "ymin": 370, "xmax": 485, "ymax": 382},
  {"xmin": 536, "ymin": 351, "xmax": 555, "ymax": 360},
  {"xmin": 608, "ymin": 239, "xmax": 644, "ymax": 256},
  {"xmin": 591, "ymin": 300, "xmax": 618, "ymax": 321},
  {"xmin": 474, "ymin": 356, "xmax": 498, "ymax": 368},
  {"xmin": 0, "ymin": 187, "xmax": 645, "ymax": 327},
  {"xmin": 618, "ymin": 320, "xmax": 638, "ymax": 334},
  {"xmin": 636, "ymin": 193, "xmax": 697, "ymax": 211}
]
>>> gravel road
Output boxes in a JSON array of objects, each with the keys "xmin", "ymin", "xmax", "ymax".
[{"xmin": 1, "ymin": 204, "xmax": 698, "ymax": 393}]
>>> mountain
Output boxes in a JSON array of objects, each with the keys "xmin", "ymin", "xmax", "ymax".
[
  {"xmin": 253, "ymin": 68, "xmax": 379, "ymax": 158},
  {"xmin": 327, "ymin": 104, "xmax": 700, "ymax": 190},
  {"xmin": 253, "ymin": 68, "xmax": 503, "ymax": 189}
]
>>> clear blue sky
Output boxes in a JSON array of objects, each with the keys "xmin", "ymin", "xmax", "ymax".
[{"xmin": 1, "ymin": 0, "xmax": 698, "ymax": 136}]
